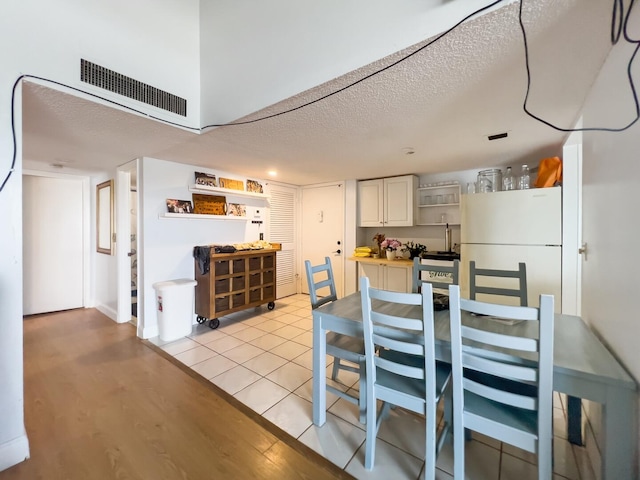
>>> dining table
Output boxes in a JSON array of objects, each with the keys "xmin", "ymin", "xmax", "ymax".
[{"xmin": 311, "ymin": 291, "xmax": 638, "ymax": 480}]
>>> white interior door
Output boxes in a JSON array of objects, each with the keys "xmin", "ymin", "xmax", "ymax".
[
  {"xmin": 23, "ymin": 174, "xmax": 84, "ymax": 315},
  {"xmin": 301, "ymin": 183, "xmax": 345, "ymax": 296},
  {"xmin": 268, "ymin": 183, "xmax": 298, "ymax": 298}
]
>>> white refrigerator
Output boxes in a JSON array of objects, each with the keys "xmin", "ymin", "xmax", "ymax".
[{"xmin": 460, "ymin": 187, "xmax": 562, "ymax": 312}]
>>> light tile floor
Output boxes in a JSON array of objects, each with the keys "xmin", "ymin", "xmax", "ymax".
[{"xmin": 150, "ymin": 294, "xmax": 598, "ymax": 480}]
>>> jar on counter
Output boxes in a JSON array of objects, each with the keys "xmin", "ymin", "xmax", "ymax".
[
  {"xmin": 517, "ymin": 165, "xmax": 531, "ymax": 190},
  {"xmin": 477, "ymin": 169, "xmax": 502, "ymax": 193},
  {"xmin": 502, "ymin": 167, "xmax": 515, "ymax": 191}
]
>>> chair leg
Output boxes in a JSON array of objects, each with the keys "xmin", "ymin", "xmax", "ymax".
[
  {"xmin": 358, "ymin": 359, "xmax": 366, "ymax": 424},
  {"xmin": 453, "ymin": 404, "xmax": 464, "ymax": 480},
  {"xmin": 538, "ymin": 437, "xmax": 553, "ymax": 480},
  {"xmin": 425, "ymin": 405, "xmax": 436, "ymax": 480},
  {"xmin": 364, "ymin": 390, "xmax": 377, "ymax": 469},
  {"xmin": 331, "ymin": 358, "xmax": 341, "ymax": 381}
]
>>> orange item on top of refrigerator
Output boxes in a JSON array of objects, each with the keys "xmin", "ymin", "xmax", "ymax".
[{"xmin": 534, "ymin": 157, "xmax": 563, "ymax": 188}]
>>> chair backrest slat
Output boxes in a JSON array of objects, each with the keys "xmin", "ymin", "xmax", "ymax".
[
  {"xmin": 464, "ymin": 378, "xmax": 538, "ymax": 410},
  {"xmin": 469, "ymin": 261, "xmax": 528, "ymax": 306},
  {"xmin": 461, "ymin": 325, "xmax": 539, "ymax": 352},
  {"xmin": 462, "ymin": 353, "xmax": 538, "ymax": 383},
  {"xmin": 412, "ymin": 257, "xmax": 460, "ymax": 292}
]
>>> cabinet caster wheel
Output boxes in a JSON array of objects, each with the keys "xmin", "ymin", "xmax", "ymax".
[
  {"xmin": 209, "ymin": 318, "xmax": 220, "ymax": 329},
  {"xmin": 196, "ymin": 315, "xmax": 207, "ymax": 325},
  {"xmin": 267, "ymin": 302, "xmax": 275, "ymax": 310}
]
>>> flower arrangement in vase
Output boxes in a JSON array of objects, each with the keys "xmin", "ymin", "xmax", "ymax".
[
  {"xmin": 405, "ymin": 241, "xmax": 427, "ymax": 259},
  {"xmin": 372, "ymin": 233, "xmax": 385, "ymax": 258},
  {"xmin": 380, "ymin": 238, "xmax": 402, "ymax": 260}
]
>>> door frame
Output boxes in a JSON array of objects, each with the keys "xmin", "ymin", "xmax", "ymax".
[
  {"xmin": 116, "ymin": 159, "xmax": 140, "ymax": 328},
  {"xmin": 300, "ymin": 181, "xmax": 347, "ymax": 297},
  {"xmin": 561, "ymin": 141, "xmax": 583, "ymax": 316},
  {"xmin": 23, "ymin": 169, "xmax": 91, "ymax": 310}
]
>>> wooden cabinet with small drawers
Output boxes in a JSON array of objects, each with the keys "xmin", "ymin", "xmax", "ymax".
[{"xmin": 194, "ymin": 247, "xmax": 279, "ymax": 329}]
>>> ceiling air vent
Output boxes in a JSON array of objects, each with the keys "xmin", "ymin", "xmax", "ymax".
[{"xmin": 80, "ymin": 59, "xmax": 187, "ymax": 117}]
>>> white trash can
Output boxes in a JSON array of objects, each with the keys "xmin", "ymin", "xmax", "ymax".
[{"xmin": 152, "ymin": 279, "xmax": 198, "ymax": 342}]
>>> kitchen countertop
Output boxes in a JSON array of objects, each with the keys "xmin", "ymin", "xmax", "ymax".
[{"xmin": 348, "ymin": 256, "xmax": 413, "ymax": 267}]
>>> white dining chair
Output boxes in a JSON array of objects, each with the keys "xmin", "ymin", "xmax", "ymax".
[
  {"xmin": 305, "ymin": 257, "xmax": 366, "ymax": 422},
  {"xmin": 360, "ymin": 276, "xmax": 452, "ymax": 477},
  {"xmin": 412, "ymin": 257, "xmax": 460, "ymax": 293},
  {"xmin": 469, "ymin": 261, "xmax": 528, "ymax": 306},
  {"xmin": 448, "ymin": 284, "xmax": 554, "ymax": 480}
]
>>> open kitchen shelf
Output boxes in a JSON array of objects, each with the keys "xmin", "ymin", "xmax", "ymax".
[{"xmin": 416, "ymin": 184, "xmax": 461, "ymax": 226}]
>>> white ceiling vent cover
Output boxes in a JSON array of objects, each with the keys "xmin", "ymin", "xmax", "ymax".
[{"xmin": 80, "ymin": 59, "xmax": 187, "ymax": 116}]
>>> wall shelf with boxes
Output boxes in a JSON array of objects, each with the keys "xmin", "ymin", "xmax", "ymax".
[
  {"xmin": 188, "ymin": 185, "xmax": 270, "ymax": 200},
  {"xmin": 416, "ymin": 183, "xmax": 461, "ymax": 226},
  {"xmin": 161, "ymin": 176, "xmax": 269, "ymax": 220}
]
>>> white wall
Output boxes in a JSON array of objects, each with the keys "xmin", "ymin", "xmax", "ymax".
[
  {"xmin": 139, "ymin": 157, "xmax": 268, "ymax": 338},
  {"xmin": 199, "ymin": 0, "xmax": 507, "ymax": 125},
  {"xmin": 579, "ymin": 28, "xmax": 640, "ymax": 475},
  {"xmin": 0, "ymin": 0, "xmax": 200, "ymax": 471}
]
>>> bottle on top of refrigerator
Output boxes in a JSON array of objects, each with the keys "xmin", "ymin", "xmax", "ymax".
[
  {"xmin": 502, "ymin": 167, "xmax": 515, "ymax": 191},
  {"xmin": 518, "ymin": 164, "xmax": 531, "ymax": 190}
]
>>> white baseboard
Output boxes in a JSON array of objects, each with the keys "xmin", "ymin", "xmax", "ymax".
[
  {"xmin": 141, "ymin": 324, "xmax": 158, "ymax": 339},
  {"xmin": 0, "ymin": 433, "xmax": 30, "ymax": 472},
  {"xmin": 96, "ymin": 303, "xmax": 117, "ymax": 322}
]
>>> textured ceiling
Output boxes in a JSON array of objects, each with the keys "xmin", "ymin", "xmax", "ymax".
[{"xmin": 22, "ymin": 0, "xmax": 613, "ymax": 185}]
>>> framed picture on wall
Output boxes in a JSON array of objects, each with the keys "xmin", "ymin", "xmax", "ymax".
[
  {"xmin": 195, "ymin": 171, "xmax": 217, "ymax": 188},
  {"xmin": 166, "ymin": 199, "xmax": 193, "ymax": 214},
  {"xmin": 227, "ymin": 203, "xmax": 246, "ymax": 217},
  {"xmin": 246, "ymin": 179, "xmax": 263, "ymax": 193}
]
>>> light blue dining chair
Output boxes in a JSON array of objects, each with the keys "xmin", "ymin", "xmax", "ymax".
[
  {"xmin": 305, "ymin": 257, "xmax": 367, "ymax": 423},
  {"xmin": 448, "ymin": 284, "xmax": 554, "ymax": 480},
  {"xmin": 469, "ymin": 261, "xmax": 528, "ymax": 306},
  {"xmin": 360, "ymin": 276, "xmax": 452, "ymax": 477}
]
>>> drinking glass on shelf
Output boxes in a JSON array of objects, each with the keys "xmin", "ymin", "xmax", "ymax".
[
  {"xmin": 440, "ymin": 213, "xmax": 447, "ymax": 223},
  {"xmin": 436, "ymin": 194, "xmax": 445, "ymax": 204},
  {"xmin": 446, "ymin": 193, "xmax": 455, "ymax": 204},
  {"xmin": 423, "ymin": 195, "xmax": 433, "ymax": 205},
  {"xmin": 467, "ymin": 182, "xmax": 476, "ymax": 194}
]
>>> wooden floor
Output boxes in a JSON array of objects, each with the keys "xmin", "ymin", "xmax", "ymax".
[{"xmin": 1, "ymin": 308, "xmax": 351, "ymax": 480}]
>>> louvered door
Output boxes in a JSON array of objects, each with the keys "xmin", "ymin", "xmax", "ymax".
[{"xmin": 268, "ymin": 183, "xmax": 298, "ymax": 298}]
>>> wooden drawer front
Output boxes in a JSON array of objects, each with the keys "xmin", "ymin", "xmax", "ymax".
[
  {"xmin": 263, "ymin": 255, "xmax": 274, "ymax": 269},
  {"xmin": 215, "ymin": 278, "xmax": 230, "ymax": 293},
  {"xmin": 249, "ymin": 288, "xmax": 261, "ymax": 303},
  {"xmin": 263, "ymin": 270, "xmax": 274, "ymax": 284},
  {"xmin": 249, "ymin": 272, "xmax": 261, "ymax": 287},
  {"xmin": 214, "ymin": 260, "xmax": 230, "ymax": 276},
  {"xmin": 215, "ymin": 296, "xmax": 230, "ymax": 312},
  {"xmin": 263, "ymin": 285, "xmax": 274, "ymax": 301},
  {"xmin": 249, "ymin": 256, "xmax": 262, "ymax": 271},
  {"xmin": 231, "ymin": 276, "xmax": 244, "ymax": 292},
  {"xmin": 232, "ymin": 259, "xmax": 245, "ymax": 274},
  {"xmin": 232, "ymin": 292, "xmax": 245, "ymax": 308}
]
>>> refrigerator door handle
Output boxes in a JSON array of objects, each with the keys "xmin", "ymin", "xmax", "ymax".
[{"xmin": 578, "ymin": 243, "xmax": 588, "ymax": 260}]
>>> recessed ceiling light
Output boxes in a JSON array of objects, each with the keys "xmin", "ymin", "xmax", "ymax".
[{"xmin": 267, "ymin": 170, "xmax": 277, "ymax": 177}]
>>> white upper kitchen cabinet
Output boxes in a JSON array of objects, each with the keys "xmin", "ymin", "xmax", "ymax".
[{"xmin": 358, "ymin": 175, "xmax": 418, "ymax": 227}]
